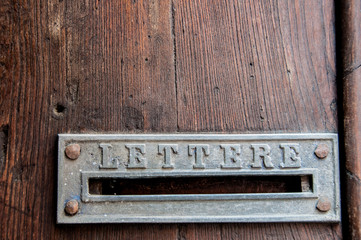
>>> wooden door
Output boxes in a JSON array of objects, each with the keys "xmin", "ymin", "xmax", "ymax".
[{"xmin": 1, "ymin": 0, "xmax": 353, "ymax": 239}]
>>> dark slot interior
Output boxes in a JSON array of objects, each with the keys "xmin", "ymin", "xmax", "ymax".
[{"xmin": 88, "ymin": 175, "xmax": 313, "ymax": 195}]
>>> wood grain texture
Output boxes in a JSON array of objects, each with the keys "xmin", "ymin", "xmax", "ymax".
[
  {"xmin": 1, "ymin": 0, "xmax": 178, "ymax": 239},
  {"xmin": 341, "ymin": 0, "xmax": 361, "ymax": 238},
  {"xmin": 341, "ymin": 0, "xmax": 361, "ymax": 74},
  {"xmin": 0, "ymin": 0, "xmax": 341, "ymax": 239},
  {"xmin": 343, "ymin": 66, "xmax": 361, "ymax": 240},
  {"xmin": 53, "ymin": 0, "xmax": 177, "ymax": 133},
  {"xmin": 173, "ymin": 0, "xmax": 340, "ymax": 239},
  {"xmin": 178, "ymin": 223, "xmax": 341, "ymax": 240},
  {"xmin": 174, "ymin": 0, "xmax": 337, "ymax": 133}
]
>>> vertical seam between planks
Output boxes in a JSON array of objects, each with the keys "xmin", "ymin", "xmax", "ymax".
[{"xmin": 171, "ymin": 1, "xmax": 179, "ymax": 132}]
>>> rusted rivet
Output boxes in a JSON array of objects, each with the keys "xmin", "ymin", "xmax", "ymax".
[
  {"xmin": 314, "ymin": 143, "xmax": 329, "ymax": 159},
  {"xmin": 64, "ymin": 199, "xmax": 79, "ymax": 215},
  {"xmin": 65, "ymin": 144, "xmax": 81, "ymax": 160},
  {"xmin": 316, "ymin": 197, "xmax": 331, "ymax": 212}
]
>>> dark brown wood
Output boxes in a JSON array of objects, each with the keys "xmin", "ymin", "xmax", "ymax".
[
  {"xmin": 1, "ymin": 0, "xmax": 178, "ymax": 239},
  {"xmin": 174, "ymin": 0, "xmax": 337, "ymax": 133},
  {"xmin": 0, "ymin": 0, "xmax": 341, "ymax": 239},
  {"xmin": 342, "ymin": 0, "xmax": 361, "ymax": 238},
  {"xmin": 174, "ymin": 0, "xmax": 340, "ymax": 238}
]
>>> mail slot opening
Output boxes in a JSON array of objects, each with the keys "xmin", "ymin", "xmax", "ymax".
[{"xmin": 88, "ymin": 175, "xmax": 313, "ymax": 195}]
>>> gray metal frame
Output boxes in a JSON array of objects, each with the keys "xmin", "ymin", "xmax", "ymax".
[{"xmin": 57, "ymin": 133, "xmax": 340, "ymax": 223}]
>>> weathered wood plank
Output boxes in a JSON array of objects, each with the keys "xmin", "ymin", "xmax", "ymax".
[
  {"xmin": 174, "ymin": 0, "xmax": 340, "ymax": 239},
  {"xmin": 0, "ymin": 0, "xmax": 341, "ymax": 239},
  {"xmin": 174, "ymin": 0, "xmax": 337, "ymax": 133},
  {"xmin": 341, "ymin": 0, "xmax": 361, "ymax": 238},
  {"xmin": 221, "ymin": 223, "xmax": 342, "ymax": 239},
  {"xmin": 0, "ymin": 0, "xmax": 178, "ymax": 239},
  {"xmin": 177, "ymin": 223, "xmax": 341, "ymax": 240},
  {"xmin": 53, "ymin": 0, "xmax": 177, "ymax": 133}
]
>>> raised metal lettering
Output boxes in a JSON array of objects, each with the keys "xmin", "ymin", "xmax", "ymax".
[
  {"xmin": 251, "ymin": 144, "xmax": 274, "ymax": 168},
  {"xmin": 125, "ymin": 144, "xmax": 146, "ymax": 169},
  {"xmin": 280, "ymin": 143, "xmax": 301, "ymax": 168},
  {"xmin": 220, "ymin": 144, "xmax": 241, "ymax": 168},
  {"xmin": 58, "ymin": 133, "xmax": 340, "ymax": 223},
  {"xmin": 158, "ymin": 144, "xmax": 178, "ymax": 169},
  {"xmin": 188, "ymin": 144, "xmax": 210, "ymax": 169},
  {"xmin": 99, "ymin": 143, "xmax": 117, "ymax": 169}
]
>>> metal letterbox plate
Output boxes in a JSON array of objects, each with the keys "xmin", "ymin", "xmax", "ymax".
[{"xmin": 57, "ymin": 133, "xmax": 340, "ymax": 223}]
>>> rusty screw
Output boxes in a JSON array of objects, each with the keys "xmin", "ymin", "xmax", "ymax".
[
  {"xmin": 64, "ymin": 199, "xmax": 79, "ymax": 215},
  {"xmin": 65, "ymin": 144, "xmax": 81, "ymax": 160},
  {"xmin": 314, "ymin": 143, "xmax": 329, "ymax": 159},
  {"xmin": 316, "ymin": 197, "xmax": 331, "ymax": 212}
]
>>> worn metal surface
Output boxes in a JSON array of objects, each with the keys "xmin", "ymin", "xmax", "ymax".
[
  {"xmin": 57, "ymin": 133, "xmax": 340, "ymax": 223},
  {"xmin": 65, "ymin": 144, "xmax": 81, "ymax": 160},
  {"xmin": 64, "ymin": 199, "xmax": 79, "ymax": 216}
]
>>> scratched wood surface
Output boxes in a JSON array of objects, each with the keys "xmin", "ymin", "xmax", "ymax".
[
  {"xmin": 342, "ymin": 0, "xmax": 361, "ymax": 238},
  {"xmin": 0, "ymin": 0, "xmax": 341, "ymax": 239}
]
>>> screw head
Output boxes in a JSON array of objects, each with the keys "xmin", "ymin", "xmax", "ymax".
[
  {"xmin": 316, "ymin": 197, "xmax": 331, "ymax": 212},
  {"xmin": 65, "ymin": 144, "xmax": 81, "ymax": 160},
  {"xmin": 314, "ymin": 143, "xmax": 329, "ymax": 159},
  {"xmin": 64, "ymin": 199, "xmax": 79, "ymax": 215}
]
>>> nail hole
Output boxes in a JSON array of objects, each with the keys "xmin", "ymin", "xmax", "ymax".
[
  {"xmin": 55, "ymin": 103, "xmax": 65, "ymax": 113},
  {"xmin": 52, "ymin": 103, "xmax": 67, "ymax": 119}
]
